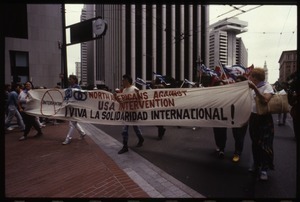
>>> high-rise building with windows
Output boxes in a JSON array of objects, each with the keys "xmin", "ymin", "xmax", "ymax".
[
  {"xmin": 278, "ymin": 50, "xmax": 297, "ymax": 82},
  {"xmin": 81, "ymin": 4, "xmax": 209, "ymax": 90},
  {"xmin": 4, "ymin": 4, "xmax": 62, "ymax": 87},
  {"xmin": 80, "ymin": 4, "xmax": 95, "ymax": 86},
  {"xmin": 208, "ymin": 17, "xmax": 248, "ymax": 69}
]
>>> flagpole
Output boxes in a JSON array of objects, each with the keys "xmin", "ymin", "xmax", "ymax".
[
  {"xmin": 219, "ymin": 61, "xmax": 229, "ymax": 84},
  {"xmin": 196, "ymin": 57, "xmax": 202, "ymax": 87},
  {"xmin": 180, "ymin": 80, "xmax": 185, "ymax": 88}
]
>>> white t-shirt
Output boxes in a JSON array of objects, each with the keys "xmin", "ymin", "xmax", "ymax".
[
  {"xmin": 122, "ymin": 85, "xmax": 139, "ymax": 93},
  {"xmin": 251, "ymin": 82, "xmax": 274, "ymax": 113}
]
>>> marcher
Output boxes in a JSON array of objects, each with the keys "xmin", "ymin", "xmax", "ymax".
[
  {"xmin": 62, "ymin": 75, "xmax": 86, "ymax": 145},
  {"xmin": 5, "ymin": 83, "xmax": 11, "ymax": 116},
  {"xmin": 248, "ymin": 67, "xmax": 275, "ymax": 181},
  {"xmin": 276, "ymin": 82, "xmax": 288, "ymax": 126},
  {"xmin": 213, "ymin": 77, "xmax": 249, "ymax": 162},
  {"xmin": 212, "ymin": 80, "xmax": 227, "ymax": 158},
  {"xmin": 152, "ymin": 80, "xmax": 167, "ymax": 140},
  {"xmin": 231, "ymin": 75, "xmax": 249, "ymax": 162},
  {"xmin": 18, "ymin": 81, "xmax": 43, "ymax": 141},
  {"xmin": 287, "ymin": 76, "xmax": 299, "ymax": 141},
  {"xmin": 114, "ymin": 74, "xmax": 144, "ymax": 154},
  {"xmin": 5, "ymin": 83, "xmax": 25, "ymax": 131}
]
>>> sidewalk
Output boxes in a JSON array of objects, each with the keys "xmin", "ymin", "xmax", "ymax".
[{"xmin": 5, "ymin": 120, "xmax": 204, "ymax": 199}]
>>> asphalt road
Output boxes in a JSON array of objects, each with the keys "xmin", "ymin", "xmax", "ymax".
[{"xmin": 95, "ymin": 114, "xmax": 297, "ymax": 198}]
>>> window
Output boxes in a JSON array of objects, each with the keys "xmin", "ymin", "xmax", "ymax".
[{"xmin": 10, "ymin": 51, "xmax": 29, "ymax": 83}]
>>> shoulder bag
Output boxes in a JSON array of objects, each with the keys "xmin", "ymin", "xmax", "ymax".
[{"xmin": 255, "ymin": 93, "xmax": 290, "ymax": 115}]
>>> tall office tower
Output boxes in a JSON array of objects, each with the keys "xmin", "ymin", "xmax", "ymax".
[
  {"xmin": 208, "ymin": 17, "xmax": 248, "ymax": 69},
  {"xmin": 83, "ymin": 4, "xmax": 209, "ymax": 90},
  {"xmin": 4, "ymin": 4, "xmax": 62, "ymax": 88},
  {"xmin": 75, "ymin": 62, "xmax": 81, "ymax": 83},
  {"xmin": 80, "ymin": 4, "xmax": 95, "ymax": 86}
]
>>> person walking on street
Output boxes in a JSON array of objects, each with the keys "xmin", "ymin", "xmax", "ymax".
[
  {"xmin": 62, "ymin": 75, "xmax": 86, "ymax": 145},
  {"xmin": 212, "ymin": 80, "xmax": 227, "ymax": 158},
  {"xmin": 213, "ymin": 77, "xmax": 249, "ymax": 162},
  {"xmin": 18, "ymin": 81, "xmax": 43, "ymax": 141},
  {"xmin": 231, "ymin": 75, "xmax": 249, "ymax": 162},
  {"xmin": 114, "ymin": 74, "xmax": 144, "ymax": 154},
  {"xmin": 5, "ymin": 83, "xmax": 25, "ymax": 132},
  {"xmin": 248, "ymin": 67, "xmax": 275, "ymax": 181}
]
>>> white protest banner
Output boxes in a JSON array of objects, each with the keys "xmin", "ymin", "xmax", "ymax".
[{"xmin": 25, "ymin": 80, "xmax": 252, "ymax": 128}]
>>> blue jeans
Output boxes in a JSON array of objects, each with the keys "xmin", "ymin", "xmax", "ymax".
[
  {"xmin": 122, "ymin": 125, "xmax": 143, "ymax": 146},
  {"xmin": 5, "ymin": 105, "xmax": 25, "ymax": 130}
]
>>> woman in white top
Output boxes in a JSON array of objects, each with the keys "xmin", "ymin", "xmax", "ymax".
[{"xmin": 248, "ymin": 68, "xmax": 274, "ymax": 181}]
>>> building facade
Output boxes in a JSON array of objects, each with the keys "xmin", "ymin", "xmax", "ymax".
[
  {"xmin": 4, "ymin": 4, "xmax": 63, "ymax": 88},
  {"xmin": 278, "ymin": 50, "xmax": 297, "ymax": 82},
  {"xmin": 208, "ymin": 17, "xmax": 248, "ymax": 69},
  {"xmin": 81, "ymin": 4, "xmax": 209, "ymax": 90},
  {"xmin": 80, "ymin": 4, "xmax": 95, "ymax": 86}
]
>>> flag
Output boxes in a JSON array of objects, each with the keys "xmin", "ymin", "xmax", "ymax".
[
  {"xmin": 153, "ymin": 72, "xmax": 171, "ymax": 86},
  {"xmin": 184, "ymin": 79, "xmax": 196, "ymax": 86},
  {"xmin": 244, "ymin": 64, "xmax": 254, "ymax": 78},
  {"xmin": 197, "ymin": 64, "xmax": 218, "ymax": 77},
  {"xmin": 135, "ymin": 78, "xmax": 151, "ymax": 89}
]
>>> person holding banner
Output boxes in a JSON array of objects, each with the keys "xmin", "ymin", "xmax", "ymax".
[
  {"xmin": 248, "ymin": 68, "xmax": 275, "ymax": 181},
  {"xmin": 115, "ymin": 74, "xmax": 144, "ymax": 154},
  {"xmin": 151, "ymin": 80, "xmax": 168, "ymax": 140},
  {"xmin": 62, "ymin": 75, "xmax": 86, "ymax": 145},
  {"xmin": 212, "ymin": 80, "xmax": 227, "ymax": 158},
  {"xmin": 213, "ymin": 76, "xmax": 248, "ymax": 162},
  {"xmin": 231, "ymin": 75, "xmax": 249, "ymax": 162},
  {"xmin": 18, "ymin": 81, "xmax": 43, "ymax": 141}
]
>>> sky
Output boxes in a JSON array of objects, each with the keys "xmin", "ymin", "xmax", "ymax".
[{"xmin": 65, "ymin": 4, "xmax": 297, "ymax": 84}]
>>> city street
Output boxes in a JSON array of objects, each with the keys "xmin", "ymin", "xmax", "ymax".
[{"xmin": 95, "ymin": 114, "xmax": 297, "ymax": 198}]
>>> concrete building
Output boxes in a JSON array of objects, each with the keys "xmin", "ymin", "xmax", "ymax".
[
  {"xmin": 75, "ymin": 61, "xmax": 82, "ymax": 83},
  {"xmin": 4, "ymin": 4, "xmax": 63, "ymax": 88},
  {"xmin": 81, "ymin": 4, "xmax": 209, "ymax": 90},
  {"xmin": 278, "ymin": 50, "xmax": 297, "ymax": 82},
  {"xmin": 80, "ymin": 4, "xmax": 95, "ymax": 86},
  {"xmin": 208, "ymin": 17, "xmax": 248, "ymax": 69}
]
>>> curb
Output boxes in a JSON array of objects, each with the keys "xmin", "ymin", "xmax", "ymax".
[{"xmin": 80, "ymin": 123, "xmax": 205, "ymax": 198}]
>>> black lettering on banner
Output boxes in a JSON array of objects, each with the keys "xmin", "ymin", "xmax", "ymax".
[{"xmin": 73, "ymin": 90, "xmax": 87, "ymax": 101}]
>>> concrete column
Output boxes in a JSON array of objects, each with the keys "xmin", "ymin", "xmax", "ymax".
[
  {"xmin": 142, "ymin": 4, "xmax": 147, "ymax": 89},
  {"xmin": 131, "ymin": 5, "xmax": 136, "ymax": 79},
  {"xmin": 162, "ymin": 5, "xmax": 166, "ymax": 75},
  {"xmin": 180, "ymin": 5, "xmax": 184, "ymax": 80},
  {"xmin": 189, "ymin": 5, "xmax": 193, "ymax": 81},
  {"xmin": 152, "ymin": 4, "xmax": 157, "ymax": 79},
  {"xmin": 171, "ymin": 5, "xmax": 176, "ymax": 79}
]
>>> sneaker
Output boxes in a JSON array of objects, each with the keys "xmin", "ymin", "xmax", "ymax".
[
  {"xmin": 118, "ymin": 146, "xmax": 128, "ymax": 154},
  {"xmin": 158, "ymin": 128, "xmax": 166, "ymax": 140},
  {"xmin": 260, "ymin": 171, "xmax": 268, "ymax": 180},
  {"xmin": 232, "ymin": 154, "xmax": 240, "ymax": 162},
  {"xmin": 33, "ymin": 132, "xmax": 43, "ymax": 138},
  {"xmin": 136, "ymin": 138, "xmax": 144, "ymax": 147},
  {"xmin": 218, "ymin": 151, "xmax": 224, "ymax": 159},
  {"xmin": 80, "ymin": 132, "xmax": 86, "ymax": 139},
  {"xmin": 248, "ymin": 165, "xmax": 259, "ymax": 173},
  {"xmin": 7, "ymin": 126, "xmax": 14, "ymax": 131},
  {"xmin": 19, "ymin": 136, "xmax": 27, "ymax": 141},
  {"xmin": 62, "ymin": 138, "xmax": 71, "ymax": 145}
]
